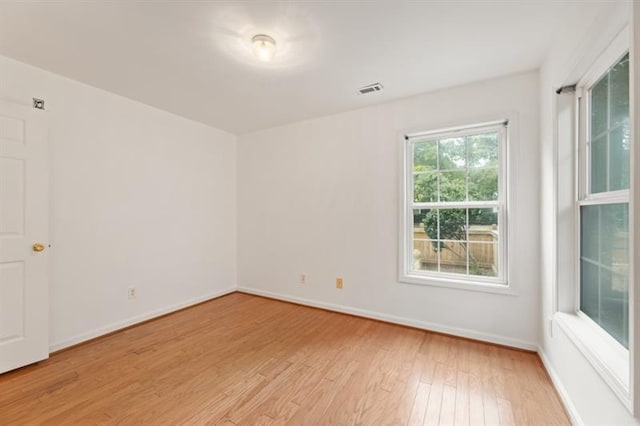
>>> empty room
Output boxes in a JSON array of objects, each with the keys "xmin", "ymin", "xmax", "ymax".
[{"xmin": 0, "ymin": 1, "xmax": 638, "ymax": 424}]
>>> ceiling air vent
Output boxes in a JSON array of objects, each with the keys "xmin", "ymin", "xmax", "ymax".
[{"xmin": 357, "ymin": 82, "xmax": 384, "ymax": 95}]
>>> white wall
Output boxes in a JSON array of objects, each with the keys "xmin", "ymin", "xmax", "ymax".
[
  {"xmin": 0, "ymin": 56, "xmax": 237, "ymax": 351},
  {"xmin": 633, "ymin": 1, "xmax": 640, "ymax": 416},
  {"xmin": 237, "ymin": 71, "xmax": 540, "ymax": 349},
  {"xmin": 539, "ymin": 1, "xmax": 640, "ymax": 424}
]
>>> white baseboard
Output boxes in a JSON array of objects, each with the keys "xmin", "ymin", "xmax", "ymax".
[
  {"xmin": 538, "ymin": 349, "xmax": 583, "ymax": 426},
  {"xmin": 237, "ymin": 286, "xmax": 538, "ymax": 351},
  {"xmin": 49, "ymin": 286, "xmax": 236, "ymax": 352}
]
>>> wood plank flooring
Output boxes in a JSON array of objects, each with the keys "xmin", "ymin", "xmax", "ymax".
[{"xmin": 0, "ymin": 293, "xmax": 569, "ymax": 425}]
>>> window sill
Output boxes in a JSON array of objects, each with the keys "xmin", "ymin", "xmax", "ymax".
[
  {"xmin": 553, "ymin": 312, "xmax": 632, "ymax": 412},
  {"xmin": 399, "ymin": 272, "xmax": 517, "ymax": 296}
]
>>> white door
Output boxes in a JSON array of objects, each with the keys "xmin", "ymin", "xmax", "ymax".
[{"xmin": 0, "ymin": 99, "xmax": 49, "ymax": 373}]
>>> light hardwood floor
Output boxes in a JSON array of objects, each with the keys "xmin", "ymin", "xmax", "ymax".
[{"xmin": 0, "ymin": 292, "xmax": 569, "ymax": 425}]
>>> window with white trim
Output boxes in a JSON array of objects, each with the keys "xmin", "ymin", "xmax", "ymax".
[
  {"xmin": 553, "ymin": 28, "xmax": 633, "ymax": 410},
  {"xmin": 401, "ymin": 122, "xmax": 507, "ymax": 287},
  {"xmin": 578, "ymin": 52, "xmax": 630, "ymax": 349}
]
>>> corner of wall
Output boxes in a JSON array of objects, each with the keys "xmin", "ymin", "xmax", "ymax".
[{"xmin": 538, "ymin": 348, "xmax": 584, "ymax": 425}]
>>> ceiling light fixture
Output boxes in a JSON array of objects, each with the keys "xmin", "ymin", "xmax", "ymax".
[{"xmin": 251, "ymin": 34, "xmax": 277, "ymax": 62}]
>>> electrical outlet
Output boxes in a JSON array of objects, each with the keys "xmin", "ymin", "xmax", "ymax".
[
  {"xmin": 336, "ymin": 277, "xmax": 343, "ymax": 289},
  {"xmin": 128, "ymin": 287, "xmax": 137, "ymax": 299},
  {"xmin": 299, "ymin": 274, "xmax": 306, "ymax": 284}
]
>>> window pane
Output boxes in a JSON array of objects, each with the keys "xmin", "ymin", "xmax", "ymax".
[
  {"xmin": 468, "ymin": 133, "xmax": 498, "ymax": 168},
  {"xmin": 436, "ymin": 208, "xmax": 468, "ymax": 272},
  {"xmin": 414, "ymin": 140, "xmax": 438, "ymax": 172},
  {"xmin": 416, "ymin": 209, "xmax": 438, "ymax": 240},
  {"xmin": 413, "ymin": 239, "xmax": 439, "ymax": 272},
  {"xmin": 437, "ymin": 209, "xmax": 467, "ymax": 242},
  {"xmin": 609, "ymin": 126, "xmax": 630, "ymax": 191},
  {"xmin": 438, "ymin": 137, "xmax": 466, "ymax": 170},
  {"xmin": 590, "ymin": 135, "xmax": 607, "ymax": 193},
  {"xmin": 580, "ymin": 260, "xmax": 599, "ymax": 321},
  {"xmin": 600, "ymin": 269, "xmax": 629, "ymax": 348},
  {"xmin": 414, "ymin": 173, "xmax": 438, "ymax": 202},
  {"xmin": 439, "ymin": 240, "xmax": 468, "ymax": 275},
  {"xmin": 580, "ymin": 203, "xmax": 629, "ymax": 348},
  {"xmin": 610, "ymin": 53, "xmax": 629, "ymax": 129},
  {"xmin": 590, "ymin": 75, "xmax": 608, "ymax": 138},
  {"xmin": 413, "ymin": 208, "xmax": 429, "ymax": 227},
  {"xmin": 440, "ymin": 171, "xmax": 466, "ymax": 202},
  {"xmin": 412, "ymin": 210, "xmax": 438, "ymax": 272},
  {"xmin": 468, "ymin": 168, "xmax": 498, "ymax": 201},
  {"xmin": 580, "ymin": 204, "xmax": 599, "ymax": 261},
  {"xmin": 600, "ymin": 203, "xmax": 628, "ymax": 268},
  {"xmin": 468, "ymin": 242, "xmax": 498, "ymax": 277},
  {"xmin": 469, "ymin": 207, "xmax": 498, "ymax": 229}
]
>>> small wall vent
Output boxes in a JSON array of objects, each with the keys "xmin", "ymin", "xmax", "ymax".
[{"xmin": 357, "ymin": 83, "xmax": 384, "ymax": 95}]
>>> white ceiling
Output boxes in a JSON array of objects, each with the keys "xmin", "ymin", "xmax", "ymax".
[{"xmin": 0, "ymin": 1, "xmax": 612, "ymax": 134}]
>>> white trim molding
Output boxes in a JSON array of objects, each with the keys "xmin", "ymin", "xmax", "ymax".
[
  {"xmin": 538, "ymin": 349, "xmax": 585, "ymax": 426},
  {"xmin": 237, "ymin": 286, "xmax": 538, "ymax": 351},
  {"xmin": 554, "ymin": 312, "xmax": 632, "ymax": 411},
  {"xmin": 49, "ymin": 286, "xmax": 237, "ymax": 352},
  {"xmin": 399, "ymin": 117, "xmax": 516, "ymax": 294}
]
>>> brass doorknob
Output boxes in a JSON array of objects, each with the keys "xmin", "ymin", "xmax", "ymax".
[{"xmin": 32, "ymin": 243, "xmax": 46, "ymax": 252}]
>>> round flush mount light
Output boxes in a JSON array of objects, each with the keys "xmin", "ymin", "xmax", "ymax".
[{"xmin": 251, "ymin": 34, "xmax": 276, "ymax": 62}]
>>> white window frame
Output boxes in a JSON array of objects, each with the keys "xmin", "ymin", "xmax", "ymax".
[
  {"xmin": 399, "ymin": 120, "xmax": 511, "ymax": 294},
  {"xmin": 553, "ymin": 27, "xmax": 634, "ymax": 412}
]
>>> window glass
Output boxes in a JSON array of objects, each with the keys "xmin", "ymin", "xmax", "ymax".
[
  {"xmin": 468, "ymin": 168, "xmax": 498, "ymax": 201},
  {"xmin": 590, "ymin": 136, "xmax": 607, "ymax": 193},
  {"xmin": 440, "ymin": 171, "xmax": 466, "ymax": 202},
  {"xmin": 590, "ymin": 75, "xmax": 608, "ymax": 138},
  {"xmin": 580, "ymin": 203, "xmax": 629, "ymax": 348},
  {"xmin": 609, "ymin": 126, "xmax": 630, "ymax": 191},
  {"xmin": 588, "ymin": 53, "xmax": 630, "ymax": 194}
]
